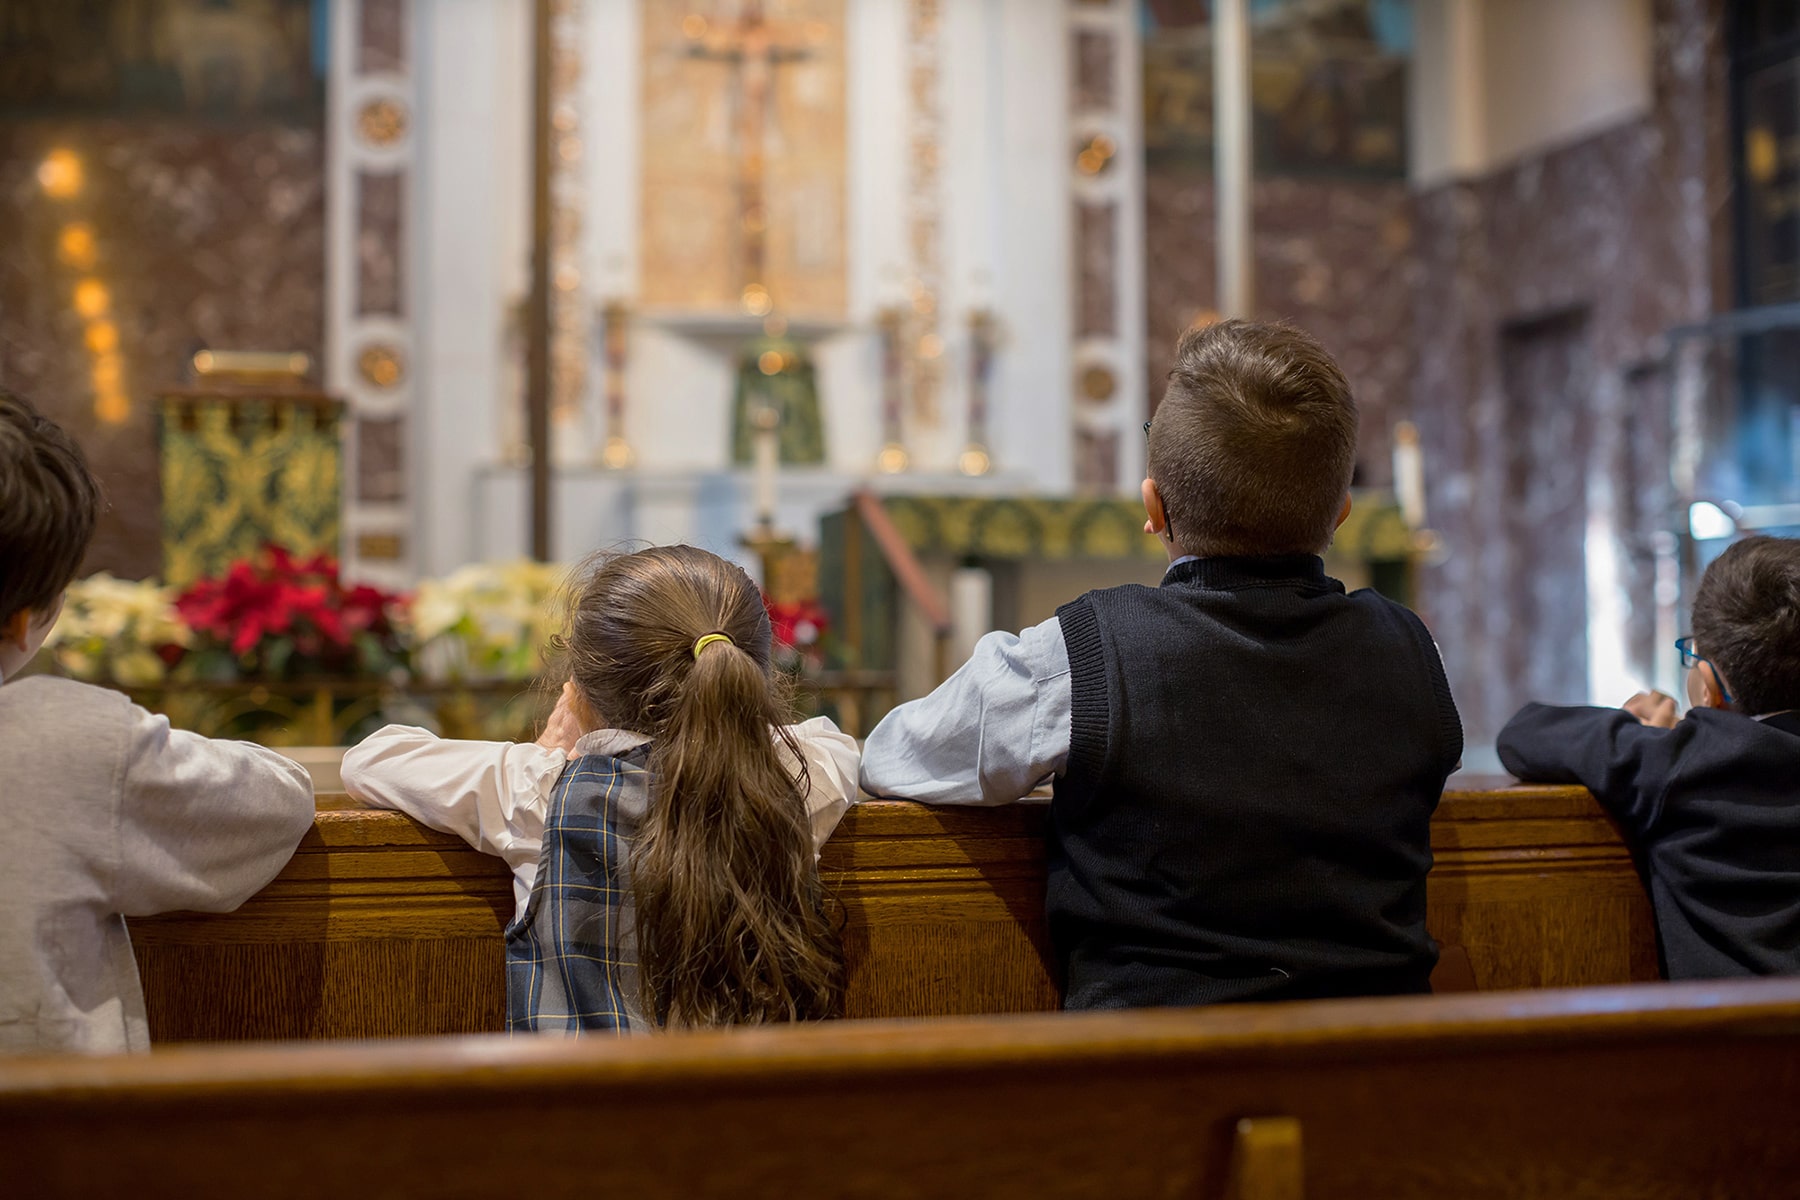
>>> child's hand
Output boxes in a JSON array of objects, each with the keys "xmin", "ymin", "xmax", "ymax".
[
  {"xmin": 537, "ymin": 682, "xmax": 589, "ymax": 758},
  {"xmin": 1622, "ymin": 690, "xmax": 1678, "ymax": 729}
]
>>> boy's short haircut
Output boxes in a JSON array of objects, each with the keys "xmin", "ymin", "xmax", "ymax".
[
  {"xmin": 1692, "ymin": 535, "xmax": 1800, "ymax": 715},
  {"xmin": 1149, "ymin": 319, "xmax": 1359, "ymax": 557},
  {"xmin": 0, "ymin": 391, "xmax": 99, "ymax": 625}
]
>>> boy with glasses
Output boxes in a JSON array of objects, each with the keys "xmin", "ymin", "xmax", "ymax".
[
  {"xmin": 1498, "ymin": 535, "xmax": 1800, "ymax": 978},
  {"xmin": 861, "ymin": 320, "xmax": 1464, "ymax": 1009}
]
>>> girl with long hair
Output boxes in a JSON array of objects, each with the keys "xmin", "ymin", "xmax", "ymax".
[{"xmin": 343, "ymin": 545, "xmax": 852, "ymax": 1029}]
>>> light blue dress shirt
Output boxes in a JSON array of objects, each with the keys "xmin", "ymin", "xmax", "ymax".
[
  {"xmin": 858, "ymin": 557, "xmax": 1198, "ymax": 805},
  {"xmin": 859, "ymin": 615, "xmax": 1072, "ymax": 805}
]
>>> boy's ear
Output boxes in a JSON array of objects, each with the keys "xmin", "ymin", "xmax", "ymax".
[
  {"xmin": 1334, "ymin": 493, "xmax": 1353, "ymax": 531},
  {"xmin": 1697, "ymin": 661, "xmax": 1734, "ymax": 710},
  {"xmin": 1141, "ymin": 477, "xmax": 1170, "ymax": 540},
  {"xmin": 0, "ymin": 608, "xmax": 31, "ymax": 652}
]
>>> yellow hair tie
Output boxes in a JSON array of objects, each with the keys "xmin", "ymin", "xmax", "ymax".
[{"xmin": 692, "ymin": 633, "xmax": 734, "ymax": 660}]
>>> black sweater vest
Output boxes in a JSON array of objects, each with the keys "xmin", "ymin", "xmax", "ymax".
[{"xmin": 1051, "ymin": 556, "xmax": 1463, "ymax": 1009}]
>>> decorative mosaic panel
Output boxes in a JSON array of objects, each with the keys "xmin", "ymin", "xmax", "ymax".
[
  {"xmin": 358, "ymin": 0, "xmax": 407, "ymax": 74},
  {"xmin": 329, "ymin": 0, "xmax": 416, "ymax": 588},
  {"xmin": 355, "ymin": 171, "xmax": 404, "ymax": 317},
  {"xmin": 1075, "ymin": 202, "xmax": 1119, "ymax": 338},
  {"xmin": 356, "ymin": 415, "xmax": 406, "ymax": 503},
  {"xmin": 1068, "ymin": 2, "xmax": 1138, "ymax": 493}
]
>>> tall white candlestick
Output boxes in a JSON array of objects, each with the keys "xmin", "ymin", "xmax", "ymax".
[
  {"xmin": 950, "ymin": 566, "xmax": 994, "ymax": 667},
  {"xmin": 1393, "ymin": 420, "xmax": 1426, "ymax": 529},
  {"xmin": 753, "ymin": 412, "xmax": 779, "ymax": 527}
]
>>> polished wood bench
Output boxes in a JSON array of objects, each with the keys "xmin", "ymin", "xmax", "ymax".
[
  {"xmin": 129, "ymin": 781, "xmax": 1659, "ymax": 1041},
  {"xmin": 7, "ymin": 979, "xmax": 1797, "ymax": 1199}
]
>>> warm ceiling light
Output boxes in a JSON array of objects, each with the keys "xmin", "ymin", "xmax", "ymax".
[
  {"xmin": 95, "ymin": 388, "xmax": 130, "ymax": 426},
  {"xmin": 57, "ymin": 223, "xmax": 96, "ymax": 268},
  {"xmin": 73, "ymin": 279, "xmax": 109, "ymax": 317},
  {"xmin": 37, "ymin": 149, "xmax": 82, "ymax": 198},
  {"xmin": 84, "ymin": 321, "xmax": 119, "ymax": 354}
]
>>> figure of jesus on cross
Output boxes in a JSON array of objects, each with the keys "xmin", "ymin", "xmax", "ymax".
[{"xmin": 682, "ymin": 1, "xmax": 821, "ymax": 314}]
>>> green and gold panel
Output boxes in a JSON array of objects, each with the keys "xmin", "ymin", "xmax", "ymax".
[
  {"xmin": 874, "ymin": 491, "xmax": 1413, "ymax": 564},
  {"xmin": 159, "ymin": 392, "xmax": 343, "ymax": 587},
  {"xmin": 820, "ymin": 490, "xmax": 1421, "ymax": 684},
  {"xmin": 879, "ymin": 496, "xmax": 1167, "ymax": 562}
]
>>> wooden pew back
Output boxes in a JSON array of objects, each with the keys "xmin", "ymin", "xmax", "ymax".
[
  {"xmin": 6, "ymin": 980, "xmax": 1799, "ymax": 1199},
  {"xmin": 128, "ymin": 783, "xmax": 1659, "ymax": 1041}
]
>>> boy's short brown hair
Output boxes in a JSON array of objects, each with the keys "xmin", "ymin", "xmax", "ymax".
[
  {"xmin": 1148, "ymin": 319, "xmax": 1358, "ymax": 557},
  {"xmin": 0, "ymin": 392, "xmax": 99, "ymax": 625},
  {"xmin": 1692, "ymin": 535, "xmax": 1800, "ymax": 715}
]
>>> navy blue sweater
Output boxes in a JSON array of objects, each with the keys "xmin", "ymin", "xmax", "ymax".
[
  {"xmin": 1497, "ymin": 704, "xmax": 1800, "ymax": 978},
  {"xmin": 1050, "ymin": 555, "xmax": 1463, "ymax": 1010}
]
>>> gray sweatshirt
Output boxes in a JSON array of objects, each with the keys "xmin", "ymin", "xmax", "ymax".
[{"xmin": 0, "ymin": 675, "xmax": 315, "ymax": 1053}]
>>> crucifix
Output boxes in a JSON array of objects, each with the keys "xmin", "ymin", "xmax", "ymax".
[{"xmin": 684, "ymin": 1, "xmax": 819, "ymax": 310}]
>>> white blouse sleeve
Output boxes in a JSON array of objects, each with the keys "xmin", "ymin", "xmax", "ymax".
[
  {"xmin": 778, "ymin": 715, "xmax": 861, "ymax": 855},
  {"xmin": 339, "ymin": 724, "xmax": 568, "ymax": 880}
]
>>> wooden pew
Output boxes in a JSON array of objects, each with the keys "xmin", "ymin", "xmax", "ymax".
[
  {"xmin": 129, "ymin": 781, "xmax": 1660, "ymax": 1041},
  {"xmin": 1429, "ymin": 781, "xmax": 1660, "ymax": 990},
  {"xmin": 7, "ymin": 979, "xmax": 1800, "ymax": 1199}
]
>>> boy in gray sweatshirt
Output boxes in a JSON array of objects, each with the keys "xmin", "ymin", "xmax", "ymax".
[{"xmin": 0, "ymin": 392, "xmax": 314, "ymax": 1053}]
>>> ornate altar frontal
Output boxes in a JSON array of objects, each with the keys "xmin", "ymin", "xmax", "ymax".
[{"xmin": 158, "ymin": 390, "xmax": 343, "ymax": 588}]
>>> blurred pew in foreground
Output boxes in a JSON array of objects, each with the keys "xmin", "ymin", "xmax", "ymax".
[{"xmin": 6, "ymin": 979, "xmax": 1799, "ymax": 1199}]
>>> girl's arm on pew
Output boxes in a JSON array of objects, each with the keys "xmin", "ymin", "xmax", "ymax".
[
  {"xmin": 339, "ymin": 725, "xmax": 561, "ymax": 877},
  {"xmin": 340, "ymin": 718, "xmax": 860, "ymax": 866}
]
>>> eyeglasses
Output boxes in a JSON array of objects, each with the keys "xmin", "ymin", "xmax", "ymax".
[
  {"xmin": 1675, "ymin": 636, "xmax": 1735, "ymax": 705},
  {"xmin": 1142, "ymin": 421, "xmax": 1172, "ymax": 542}
]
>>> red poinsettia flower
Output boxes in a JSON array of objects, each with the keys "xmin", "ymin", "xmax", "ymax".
[
  {"xmin": 765, "ymin": 597, "xmax": 829, "ymax": 649},
  {"xmin": 174, "ymin": 545, "xmax": 408, "ymax": 679}
]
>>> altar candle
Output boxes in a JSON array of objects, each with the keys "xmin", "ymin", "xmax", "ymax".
[
  {"xmin": 753, "ymin": 407, "xmax": 779, "ymax": 527},
  {"xmin": 877, "ymin": 308, "xmax": 904, "ymax": 440},
  {"xmin": 950, "ymin": 566, "xmax": 994, "ymax": 666},
  {"xmin": 1393, "ymin": 420, "xmax": 1426, "ymax": 529}
]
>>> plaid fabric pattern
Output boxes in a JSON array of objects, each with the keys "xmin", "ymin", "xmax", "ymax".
[{"xmin": 504, "ymin": 746, "xmax": 651, "ymax": 1033}]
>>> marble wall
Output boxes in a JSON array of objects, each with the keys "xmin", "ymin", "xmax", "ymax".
[
  {"xmin": 0, "ymin": 120, "xmax": 326, "ymax": 579},
  {"xmin": 1410, "ymin": 0, "xmax": 1729, "ymax": 746}
]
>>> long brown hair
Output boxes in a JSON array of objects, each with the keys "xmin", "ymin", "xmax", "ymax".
[{"xmin": 558, "ymin": 545, "xmax": 843, "ymax": 1027}]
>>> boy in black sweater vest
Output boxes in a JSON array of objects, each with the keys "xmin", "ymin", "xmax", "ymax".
[
  {"xmin": 860, "ymin": 320, "xmax": 1464, "ymax": 1009},
  {"xmin": 1498, "ymin": 536, "xmax": 1800, "ymax": 978}
]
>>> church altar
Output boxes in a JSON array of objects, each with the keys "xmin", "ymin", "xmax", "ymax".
[{"xmin": 386, "ymin": 0, "xmax": 1139, "ymax": 583}]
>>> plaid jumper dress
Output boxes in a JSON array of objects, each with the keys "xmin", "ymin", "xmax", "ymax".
[{"xmin": 504, "ymin": 745, "xmax": 652, "ymax": 1032}]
